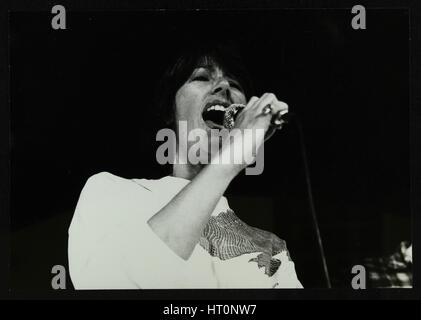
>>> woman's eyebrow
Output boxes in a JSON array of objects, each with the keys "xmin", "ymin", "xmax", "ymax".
[
  {"xmin": 195, "ymin": 66, "xmax": 238, "ymax": 79},
  {"xmin": 225, "ymin": 73, "xmax": 244, "ymax": 88},
  {"xmin": 225, "ymin": 74, "xmax": 239, "ymax": 82},
  {"xmin": 193, "ymin": 66, "xmax": 244, "ymax": 89}
]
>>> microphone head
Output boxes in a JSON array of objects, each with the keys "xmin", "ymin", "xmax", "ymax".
[{"xmin": 223, "ymin": 104, "xmax": 246, "ymax": 130}]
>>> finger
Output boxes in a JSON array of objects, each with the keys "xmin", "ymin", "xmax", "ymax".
[
  {"xmin": 262, "ymin": 101, "xmax": 288, "ymax": 117},
  {"xmin": 270, "ymin": 100, "xmax": 289, "ymax": 116},
  {"xmin": 244, "ymin": 96, "xmax": 259, "ymax": 110},
  {"xmin": 251, "ymin": 93, "xmax": 272, "ymax": 112},
  {"xmin": 253, "ymin": 93, "xmax": 288, "ymax": 116}
]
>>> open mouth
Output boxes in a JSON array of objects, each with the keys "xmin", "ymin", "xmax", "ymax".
[{"xmin": 202, "ymin": 101, "xmax": 230, "ymax": 129}]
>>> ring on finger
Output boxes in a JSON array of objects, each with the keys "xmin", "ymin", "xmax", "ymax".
[{"xmin": 261, "ymin": 104, "xmax": 273, "ymax": 115}]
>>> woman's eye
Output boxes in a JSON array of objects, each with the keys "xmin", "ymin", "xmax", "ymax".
[
  {"xmin": 229, "ymin": 81, "xmax": 243, "ymax": 91},
  {"xmin": 193, "ymin": 75, "xmax": 209, "ymax": 81}
]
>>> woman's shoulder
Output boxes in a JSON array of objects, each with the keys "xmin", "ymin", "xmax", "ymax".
[
  {"xmin": 78, "ymin": 172, "xmax": 155, "ymax": 204},
  {"xmin": 73, "ymin": 172, "xmax": 166, "ymax": 224},
  {"xmin": 85, "ymin": 172, "xmax": 187, "ymax": 187},
  {"xmin": 81, "ymin": 172, "xmax": 191, "ymax": 203},
  {"xmin": 84, "ymin": 172, "xmax": 162, "ymax": 191},
  {"xmin": 78, "ymin": 172, "xmax": 127, "ymax": 195},
  {"xmin": 85, "ymin": 171, "xmax": 128, "ymax": 185}
]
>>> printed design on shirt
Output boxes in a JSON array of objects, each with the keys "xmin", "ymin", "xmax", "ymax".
[
  {"xmin": 248, "ymin": 253, "xmax": 282, "ymax": 277},
  {"xmin": 199, "ymin": 209, "xmax": 290, "ymax": 277}
]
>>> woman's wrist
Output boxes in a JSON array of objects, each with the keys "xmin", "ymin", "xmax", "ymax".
[{"xmin": 206, "ymin": 160, "xmax": 243, "ymax": 181}]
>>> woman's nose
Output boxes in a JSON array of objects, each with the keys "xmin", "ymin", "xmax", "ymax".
[{"xmin": 212, "ymin": 78, "xmax": 231, "ymax": 99}]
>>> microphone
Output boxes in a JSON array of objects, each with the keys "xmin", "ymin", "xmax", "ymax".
[{"xmin": 223, "ymin": 103, "xmax": 293, "ymax": 132}]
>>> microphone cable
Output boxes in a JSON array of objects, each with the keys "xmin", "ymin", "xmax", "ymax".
[{"xmin": 292, "ymin": 115, "xmax": 332, "ymax": 288}]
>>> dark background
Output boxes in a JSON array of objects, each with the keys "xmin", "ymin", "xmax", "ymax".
[{"xmin": 10, "ymin": 9, "xmax": 410, "ymax": 291}]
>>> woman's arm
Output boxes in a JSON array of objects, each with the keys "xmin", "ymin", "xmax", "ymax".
[{"xmin": 147, "ymin": 163, "xmax": 240, "ymax": 260}]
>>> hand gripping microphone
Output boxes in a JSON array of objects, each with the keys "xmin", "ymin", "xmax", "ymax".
[{"xmin": 223, "ymin": 103, "xmax": 293, "ymax": 138}]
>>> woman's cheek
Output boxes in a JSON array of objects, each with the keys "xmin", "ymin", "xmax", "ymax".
[{"xmin": 234, "ymin": 91, "xmax": 247, "ymax": 105}]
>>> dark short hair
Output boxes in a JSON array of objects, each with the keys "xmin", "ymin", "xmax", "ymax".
[{"xmin": 154, "ymin": 43, "xmax": 254, "ymax": 128}]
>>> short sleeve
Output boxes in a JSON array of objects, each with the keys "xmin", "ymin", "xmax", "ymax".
[{"xmin": 68, "ymin": 172, "xmax": 198, "ymax": 289}]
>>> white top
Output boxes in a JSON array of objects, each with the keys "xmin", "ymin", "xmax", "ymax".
[{"xmin": 68, "ymin": 172, "xmax": 303, "ymax": 289}]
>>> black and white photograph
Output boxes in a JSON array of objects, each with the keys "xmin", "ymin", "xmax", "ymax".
[{"xmin": 1, "ymin": 0, "xmax": 419, "ymax": 301}]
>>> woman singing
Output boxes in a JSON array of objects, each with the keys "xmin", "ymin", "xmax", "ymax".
[{"xmin": 68, "ymin": 44, "xmax": 303, "ymax": 289}]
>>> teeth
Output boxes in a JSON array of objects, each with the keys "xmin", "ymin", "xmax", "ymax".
[{"xmin": 208, "ymin": 104, "xmax": 226, "ymax": 112}]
